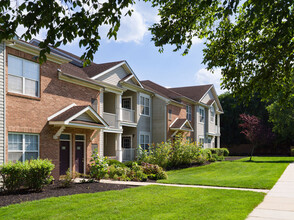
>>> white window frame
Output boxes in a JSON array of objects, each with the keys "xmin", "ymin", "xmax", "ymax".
[
  {"xmin": 122, "ymin": 96, "xmax": 132, "ymax": 110},
  {"xmin": 140, "ymin": 93, "xmax": 150, "ymax": 116},
  {"xmin": 199, "ymin": 106, "xmax": 205, "ymax": 123},
  {"xmin": 168, "ymin": 109, "xmax": 172, "ymax": 121},
  {"xmin": 210, "ymin": 106, "xmax": 215, "ymax": 122},
  {"xmin": 8, "ymin": 132, "xmax": 39, "ymax": 162},
  {"xmin": 8, "ymin": 55, "xmax": 40, "ymax": 98},
  {"xmin": 139, "ymin": 132, "xmax": 150, "ymax": 151},
  {"xmin": 199, "ymin": 136, "xmax": 204, "ymax": 147},
  {"xmin": 186, "ymin": 105, "xmax": 192, "ymax": 121}
]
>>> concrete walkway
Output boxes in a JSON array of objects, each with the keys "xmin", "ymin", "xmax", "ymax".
[
  {"xmin": 99, "ymin": 179, "xmax": 269, "ymax": 193},
  {"xmin": 247, "ymin": 163, "xmax": 294, "ymax": 220}
]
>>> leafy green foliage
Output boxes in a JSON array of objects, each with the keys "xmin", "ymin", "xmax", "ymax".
[
  {"xmin": 0, "ymin": 159, "xmax": 54, "ymax": 192},
  {"xmin": 59, "ymin": 169, "xmax": 74, "ymax": 188},
  {"xmin": 89, "ymin": 150, "xmax": 108, "ymax": 181},
  {"xmin": 141, "ymin": 162, "xmax": 168, "ymax": 180},
  {"xmin": 137, "ymin": 134, "xmax": 205, "ymax": 169},
  {"xmin": 204, "ymin": 148, "xmax": 229, "ymax": 161},
  {"xmin": 107, "ymin": 159, "xmax": 126, "ymax": 168}
]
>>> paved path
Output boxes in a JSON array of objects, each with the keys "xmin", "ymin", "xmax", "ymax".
[
  {"xmin": 99, "ymin": 179, "xmax": 269, "ymax": 193},
  {"xmin": 247, "ymin": 163, "xmax": 294, "ymax": 220}
]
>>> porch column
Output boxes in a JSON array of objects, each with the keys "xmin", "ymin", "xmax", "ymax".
[
  {"xmin": 116, "ymin": 133, "xmax": 122, "ymax": 162},
  {"xmin": 116, "ymin": 94, "xmax": 122, "ymax": 122},
  {"xmin": 217, "ymin": 136, "xmax": 220, "ymax": 148},
  {"xmin": 99, "ymin": 130, "xmax": 104, "ymax": 157}
]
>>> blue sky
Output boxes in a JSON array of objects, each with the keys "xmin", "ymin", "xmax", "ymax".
[{"xmin": 16, "ymin": 1, "xmax": 225, "ymax": 94}]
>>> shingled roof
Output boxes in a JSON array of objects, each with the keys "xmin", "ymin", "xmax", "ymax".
[
  {"xmin": 169, "ymin": 84, "xmax": 213, "ymax": 102},
  {"xmin": 141, "ymin": 80, "xmax": 183, "ymax": 101}
]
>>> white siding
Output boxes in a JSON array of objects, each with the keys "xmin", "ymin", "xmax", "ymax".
[
  {"xmin": 0, "ymin": 42, "xmax": 5, "ymax": 165},
  {"xmin": 75, "ymin": 113, "xmax": 96, "ymax": 123},
  {"xmin": 201, "ymin": 90, "xmax": 214, "ymax": 103},
  {"xmin": 96, "ymin": 66, "xmax": 128, "ymax": 86}
]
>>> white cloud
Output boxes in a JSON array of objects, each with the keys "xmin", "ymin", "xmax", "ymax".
[
  {"xmin": 191, "ymin": 36, "xmax": 203, "ymax": 45},
  {"xmin": 195, "ymin": 68, "xmax": 227, "ymax": 94}
]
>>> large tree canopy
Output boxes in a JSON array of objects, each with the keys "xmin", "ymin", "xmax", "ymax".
[{"xmin": 1, "ymin": 0, "xmax": 293, "ymax": 104}]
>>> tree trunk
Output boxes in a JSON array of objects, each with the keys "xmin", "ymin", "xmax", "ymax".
[{"xmin": 249, "ymin": 144, "xmax": 256, "ymax": 161}]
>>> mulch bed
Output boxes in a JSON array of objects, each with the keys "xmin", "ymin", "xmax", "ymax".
[{"xmin": 0, "ymin": 181, "xmax": 135, "ymax": 207}]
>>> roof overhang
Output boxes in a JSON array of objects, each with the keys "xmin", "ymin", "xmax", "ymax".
[
  {"xmin": 169, "ymin": 118, "xmax": 194, "ymax": 132},
  {"xmin": 120, "ymin": 81, "xmax": 154, "ymax": 96},
  {"xmin": 4, "ymin": 39, "xmax": 71, "ymax": 64}
]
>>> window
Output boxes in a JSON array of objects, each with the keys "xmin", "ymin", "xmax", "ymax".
[
  {"xmin": 199, "ymin": 137, "xmax": 204, "ymax": 146},
  {"xmin": 122, "ymin": 136, "xmax": 132, "ymax": 148},
  {"xmin": 199, "ymin": 107, "xmax": 205, "ymax": 123},
  {"xmin": 186, "ymin": 105, "xmax": 192, "ymax": 121},
  {"xmin": 140, "ymin": 134, "xmax": 150, "ymax": 151},
  {"xmin": 91, "ymin": 98, "xmax": 98, "ymax": 112},
  {"xmin": 8, "ymin": 55, "xmax": 40, "ymax": 97},
  {"xmin": 122, "ymin": 97, "xmax": 132, "ymax": 109},
  {"xmin": 8, "ymin": 133, "xmax": 39, "ymax": 162},
  {"xmin": 208, "ymin": 137, "xmax": 212, "ymax": 144},
  {"xmin": 168, "ymin": 109, "xmax": 172, "ymax": 120},
  {"xmin": 210, "ymin": 106, "xmax": 215, "ymax": 122},
  {"xmin": 140, "ymin": 95, "xmax": 150, "ymax": 116}
]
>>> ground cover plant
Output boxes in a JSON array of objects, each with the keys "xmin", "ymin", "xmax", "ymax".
[
  {"xmin": 0, "ymin": 185, "xmax": 264, "ymax": 220},
  {"xmin": 158, "ymin": 157, "xmax": 294, "ymax": 189}
]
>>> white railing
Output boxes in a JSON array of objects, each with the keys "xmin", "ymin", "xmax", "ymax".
[
  {"xmin": 122, "ymin": 148, "xmax": 135, "ymax": 161},
  {"xmin": 103, "ymin": 112, "xmax": 118, "ymax": 128},
  {"xmin": 121, "ymin": 108, "xmax": 135, "ymax": 123}
]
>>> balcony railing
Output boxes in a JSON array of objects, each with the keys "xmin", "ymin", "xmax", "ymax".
[
  {"xmin": 121, "ymin": 108, "xmax": 135, "ymax": 123},
  {"xmin": 122, "ymin": 148, "xmax": 135, "ymax": 161},
  {"xmin": 103, "ymin": 112, "xmax": 118, "ymax": 128}
]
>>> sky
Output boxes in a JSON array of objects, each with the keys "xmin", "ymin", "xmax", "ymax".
[{"xmin": 15, "ymin": 1, "xmax": 225, "ymax": 94}]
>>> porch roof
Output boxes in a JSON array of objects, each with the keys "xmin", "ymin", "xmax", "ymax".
[
  {"xmin": 170, "ymin": 118, "xmax": 194, "ymax": 132},
  {"xmin": 48, "ymin": 104, "xmax": 108, "ymax": 129}
]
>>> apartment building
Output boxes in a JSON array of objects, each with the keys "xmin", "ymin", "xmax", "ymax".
[{"xmin": 0, "ymin": 38, "xmax": 223, "ymax": 178}]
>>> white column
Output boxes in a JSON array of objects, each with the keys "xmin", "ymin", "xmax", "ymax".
[
  {"xmin": 217, "ymin": 136, "xmax": 220, "ymax": 148},
  {"xmin": 116, "ymin": 94, "xmax": 122, "ymax": 122},
  {"xmin": 116, "ymin": 133, "xmax": 122, "ymax": 162},
  {"xmin": 99, "ymin": 130, "xmax": 104, "ymax": 156}
]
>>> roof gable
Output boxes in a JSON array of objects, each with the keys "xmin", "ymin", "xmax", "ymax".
[{"xmin": 170, "ymin": 84, "xmax": 213, "ymax": 102}]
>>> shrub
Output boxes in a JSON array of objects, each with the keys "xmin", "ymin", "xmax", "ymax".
[
  {"xmin": 137, "ymin": 134, "xmax": 204, "ymax": 169},
  {"xmin": 0, "ymin": 161, "xmax": 25, "ymax": 192},
  {"xmin": 124, "ymin": 161, "xmax": 135, "ymax": 168},
  {"xmin": 89, "ymin": 150, "xmax": 108, "ymax": 181},
  {"xmin": 205, "ymin": 148, "xmax": 229, "ymax": 161},
  {"xmin": 0, "ymin": 159, "xmax": 54, "ymax": 192},
  {"xmin": 59, "ymin": 169, "xmax": 73, "ymax": 188},
  {"xmin": 141, "ymin": 162, "xmax": 168, "ymax": 180},
  {"xmin": 24, "ymin": 159, "xmax": 55, "ymax": 191},
  {"xmin": 107, "ymin": 159, "xmax": 126, "ymax": 168}
]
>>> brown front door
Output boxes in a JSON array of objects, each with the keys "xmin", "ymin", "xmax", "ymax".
[
  {"xmin": 60, "ymin": 141, "xmax": 70, "ymax": 175},
  {"xmin": 75, "ymin": 141, "xmax": 84, "ymax": 173}
]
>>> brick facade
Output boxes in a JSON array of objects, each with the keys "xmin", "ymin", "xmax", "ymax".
[
  {"xmin": 5, "ymin": 47, "xmax": 101, "ymax": 178},
  {"xmin": 166, "ymin": 102, "xmax": 194, "ymax": 141}
]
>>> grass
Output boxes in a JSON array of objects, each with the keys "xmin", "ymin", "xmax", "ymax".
[
  {"xmin": 0, "ymin": 185, "xmax": 264, "ymax": 220},
  {"xmin": 158, "ymin": 157, "xmax": 294, "ymax": 189}
]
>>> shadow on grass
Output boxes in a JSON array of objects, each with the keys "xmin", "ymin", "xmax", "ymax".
[{"xmin": 240, "ymin": 160, "xmax": 293, "ymax": 164}]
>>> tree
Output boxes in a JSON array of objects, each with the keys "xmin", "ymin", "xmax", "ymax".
[
  {"xmin": 1, "ymin": 0, "xmax": 293, "ymax": 104},
  {"xmin": 239, "ymin": 114, "xmax": 274, "ymax": 161},
  {"xmin": 267, "ymin": 100, "xmax": 294, "ymax": 144}
]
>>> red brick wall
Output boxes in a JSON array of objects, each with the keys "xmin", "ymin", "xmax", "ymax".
[
  {"xmin": 166, "ymin": 102, "xmax": 194, "ymax": 141},
  {"xmin": 5, "ymin": 47, "xmax": 101, "ymax": 178}
]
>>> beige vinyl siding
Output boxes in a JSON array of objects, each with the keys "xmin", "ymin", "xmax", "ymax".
[
  {"xmin": 152, "ymin": 96, "xmax": 166, "ymax": 144},
  {"xmin": 0, "ymin": 42, "xmax": 5, "ymax": 165},
  {"xmin": 74, "ymin": 113, "xmax": 96, "ymax": 123},
  {"xmin": 96, "ymin": 66, "xmax": 128, "ymax": 86},
  {"xmin": 201, "ymin": 90, "xmax": 214, "ymax": 103}
]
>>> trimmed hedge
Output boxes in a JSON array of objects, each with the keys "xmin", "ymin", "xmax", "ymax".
[
  {"xmin": 0, "ymin": 159, "xmax": 54, "ymax": 192},
  {"xmin": 206, "ymin": 148, "xmax": 230, "ymax": 161}
]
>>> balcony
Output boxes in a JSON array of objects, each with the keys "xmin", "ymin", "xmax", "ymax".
[
  {"xmin": 103, "ymin": 112, "xmax": 118, "ymax": 128},
  {"xmin": 121, "ymin": 108, "xmax": 135, "ymax": 123}
]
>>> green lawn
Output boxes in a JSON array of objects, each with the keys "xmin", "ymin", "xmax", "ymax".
[
  {"xmin": 0, "ymin": 185, "xmax": 264, "ymax": 220},
  {"xmin": 158, "ymin": 157, "xmax": 294, "ymax": 189}
]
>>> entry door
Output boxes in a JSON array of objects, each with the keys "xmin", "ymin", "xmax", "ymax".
[
  {"xmin": 75, "ymin": 141, "xmax": 84, "ymax": 173},
  {"xmin": 122, "ymin": 98, "xmax": 132, "ymax": 109},
  {"xmin": 122, "ymin": 136, "xmax": 132, "ymax": 148},
  {"xmin": 60, "ymin": 141, "xmax": 70, "ymax": 175}
]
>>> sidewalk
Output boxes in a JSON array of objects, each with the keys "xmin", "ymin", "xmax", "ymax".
[
  {"xmin": 99, "ymin": 179, "xmax": 269, "ymax": 193},
  {"xmin": 247, "ymin": 163, "xmax": 294, "ymax": 220}
]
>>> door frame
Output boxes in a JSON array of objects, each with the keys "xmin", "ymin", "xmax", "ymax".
[
  {"xmin": 75, "ymin": 134, "xmax": 86, "ymax": 174},
  {"xmin": 60, "ymin": 133, "xmax": 72, "ymax": 174},
  {"xmin": 122, "ymin": 96, "xmax": 133, "ymax": 110}
]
